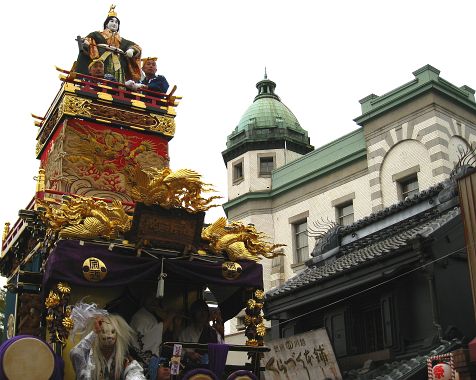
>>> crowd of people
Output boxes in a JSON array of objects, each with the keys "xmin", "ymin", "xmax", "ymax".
[{"xmin": 69, "ymin": 298, "xmax": 224, "ymax": 380}]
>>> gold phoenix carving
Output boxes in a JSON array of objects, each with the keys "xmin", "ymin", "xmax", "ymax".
[
  {"xmin": 130, "ymin": 167, "xmax": 221, "ymax": 213},
  {"xmin": 201, "ymin": 217, "xmax": 285, "ymax": 262}
]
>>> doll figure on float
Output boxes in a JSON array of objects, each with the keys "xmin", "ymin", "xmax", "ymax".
[{"xmin": 75, "ymin": 5, "xmax": 142, "ymax": 83}]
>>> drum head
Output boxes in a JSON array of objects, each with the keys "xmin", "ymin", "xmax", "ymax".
[
  {"xmin": 226, "ymin": 370, "xmax": 258, "ymax": 380},
  {"xmin": 2, "ymin": 337, "xmax": 55, "ymax": 380},
  {"xmin": 182, "ymin": 368, "xmax": 218, "ymax": 380}
]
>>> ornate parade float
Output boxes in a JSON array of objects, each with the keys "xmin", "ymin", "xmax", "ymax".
[{"xmin": 0, "ymin": 5, "xmax": 280, "ymax": 380}]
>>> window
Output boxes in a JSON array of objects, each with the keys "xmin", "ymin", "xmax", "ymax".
[
  {"xmin": 336, "ymin": 202, "xmax": 354, "ymax": 226},
  {"xmin": 398, "ymin": 175, "xmax": 419, "ymax": 200},
  {"xmin": 259, "ymin": 156, "xmax": 274, "ymax": 176},
  {"xmin": 232, "ymin": 160, "xmax": 244, "ymax": 183},
  {"xmin": 353, "ymin": 303, "xmax": 385, "ymax": 354},
  {"xmin": 294, "ymin": 221, "xmax": 308, "ymax": 263}
]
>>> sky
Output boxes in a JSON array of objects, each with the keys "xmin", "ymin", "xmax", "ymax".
[{"xmin": 1, "ymin": 0, "xmax": 476, "ymax": 231}]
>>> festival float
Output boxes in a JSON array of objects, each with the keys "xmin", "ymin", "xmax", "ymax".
[{"xmin": 0, "ymin": 5, "xmax": 281, "ymax": 380}]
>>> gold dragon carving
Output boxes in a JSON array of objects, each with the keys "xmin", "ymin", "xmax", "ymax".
[
  {"xmin": 201, "ymin": 217, "xmax": 285, "ymax": 262},
  {"xmin": 37, "ymin": 195, "xmax": 131, "ymax": 240},
  {"xmin": 130, "ymin": 167, "xmax": 221, "ymax": 213}
]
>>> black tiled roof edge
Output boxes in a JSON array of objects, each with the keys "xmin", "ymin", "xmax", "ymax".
[
  {"xmin": 266, "ymin": 206, "xmax": 460, "ymax": 300},
  {"xmin": 344, "ymin": 339, "xmax": 460, "ymax": 380},
  {"xmin": 340, "ymin": 182, "xmax": 445, "ymax": 234}
]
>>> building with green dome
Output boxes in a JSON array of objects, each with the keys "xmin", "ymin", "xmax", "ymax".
[
  {"xmin": 222, "ymin": 73, "xmax": 313, "ymax": 165},
  {"xmin": 222, "ymin": 66, "xmax": 476, "ymax": 375},
  {"xmin": 222, "ymin": 73, "xmax": 313, "ymax": 204}
]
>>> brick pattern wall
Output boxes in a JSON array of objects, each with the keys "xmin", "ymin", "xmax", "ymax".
[{"xmin": 367, "ymin": 112, "xmax": 476, "ymax": 212}]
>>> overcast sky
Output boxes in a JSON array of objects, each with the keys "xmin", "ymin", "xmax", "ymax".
[{"xmin": 1, "ymin": 0, "xmax": 476, "ymax": 230}]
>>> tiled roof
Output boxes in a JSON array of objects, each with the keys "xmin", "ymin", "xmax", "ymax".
[
  {"xmin": 266, "ymin": 206, "xmax": 460, "ymax": 300},
  {"xmin": 340, "ymin": 182, "xmax": 445, "ymax": 234},
  {"xmin": 344, "ymin": 339, "xmax": 460, "ymax": 380}
]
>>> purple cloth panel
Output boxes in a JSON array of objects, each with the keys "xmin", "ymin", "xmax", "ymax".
[
  {"xmin": 208, "ymin": 343, "xmax": 229, "ymax": 377},
  {"xmin": 43, "ymin": 240, "xmax": 263, "ymax": 321}
]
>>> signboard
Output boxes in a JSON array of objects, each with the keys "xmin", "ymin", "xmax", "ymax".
[
  {"xmin": 127, "ymin": 203, "xmax": 205, "ymax": 250},
  {"xmin": 263, "ymin": 328, "xmax": 342, "ymax": 380}
]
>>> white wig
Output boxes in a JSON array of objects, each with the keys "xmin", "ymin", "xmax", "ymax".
[{"xmin": 91, "ymin": 314, "xmax": 134, "ymax": 380}]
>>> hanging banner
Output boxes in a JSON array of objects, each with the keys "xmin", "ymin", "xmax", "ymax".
[{"xmin": 263, "ymin": 328, "xmax": 342, "ymax": 380}]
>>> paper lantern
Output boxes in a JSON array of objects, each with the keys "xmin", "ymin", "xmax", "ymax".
[{"xmin": 432, "ymin": 362, "xmax": 452, "ymax": 380}]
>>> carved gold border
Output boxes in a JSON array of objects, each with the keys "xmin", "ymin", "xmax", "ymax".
[{"xmin": 37, "ymin": 94, "xmax": 176, "ymax": 156}]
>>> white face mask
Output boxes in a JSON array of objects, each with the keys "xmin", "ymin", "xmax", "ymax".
[
  {"xmin": 98, "ymin": 320, "xmax": 117, "ymax": 349},
  {"xmin": 106, "ymin": 18, "xmax": 119, "ymax": 32}
]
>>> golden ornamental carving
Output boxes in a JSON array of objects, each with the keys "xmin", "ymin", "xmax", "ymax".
[
  {"xmin": 254, "ymin": 289, "xmax": 265, "ymax": 300},
  {"xmin": 37, "ymin": 195, "xmax": 132, "ymax": 240},
  {"xmin": 63, "ymin": 95, "xmax": 93, "ymax": 117},
  {"xmin": 82, "ymin": 257, "xmax": 108, "ymax": 282},
  {"xmin": 244, "ymin": 289, "xmax": 265, "ymax": 346},
  {"xmin": 130, "ymin": 167, "xmax": 220, "ymax": 213},
  {"xmin": 149, "ymin": 114, "xmax": 176, "ymax": 136},
  {"xmin": 201, "ymin": 218, "xmax": 286, "ymax": 262},
  {"xmin": 45, "ymin": 291, "xmax": 60, "ymax": 309},
  {"xmin": 45, "ymin": 282, "xmax": 72, "ymax": 346},
  {"xmin": 72, "ymin": 99, "xmax": 176, "ymax": 137},
  {"xmin": 62, "ymin": 316, "xmax": 74, "ymax": 330},
  {"xmin": 36, "ymin": 93, "xmax": 175, "ymax": 156},
  {"xmin": 2, "ymin": 222, "xmax": 10, "ymax": 244},
  {"xmin": 221, "ymin": 261, "xmax": 243, "ymax": 280},
  {"xmin": 57, "ymin": 282, "xmax": 71, "ymax": 294}
]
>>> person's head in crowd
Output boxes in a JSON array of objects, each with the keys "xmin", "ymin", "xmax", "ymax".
[
  {"xmin": 189, "ymin": 299, "xmax": 210, "ymax": 328},
  {"xmin": 88, "ymin": 59, "xmax": 105, "ymax": 78},
  {"xmin": 156, "ymin": 366, "xmax": 171, "ymax": 380},
  {"xmin": 142, "ymin": 57, "xmax": 158, "ymax": 78}
]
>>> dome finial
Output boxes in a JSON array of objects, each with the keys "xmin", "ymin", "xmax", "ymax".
[{"xmin": 264, "ymin": 67, "xmax": 267, "ymax": 79}]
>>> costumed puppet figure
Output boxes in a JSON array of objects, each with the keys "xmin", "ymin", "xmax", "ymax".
[
  {"xmin": 76, "ymin": 5, "xmax": 142, "ymax": 83},
  {"xmin": 69, "ymin": 302, "xmax": 146, "ymax": 380}
]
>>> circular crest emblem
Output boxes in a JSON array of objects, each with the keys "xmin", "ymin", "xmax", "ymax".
[
  {"xmin": 222, "ymin": 261, "xmax": 243, "ymax": 280},
  {"xmin": 82, "ymin": 257, "xmax": 107, "ymax": 282}
]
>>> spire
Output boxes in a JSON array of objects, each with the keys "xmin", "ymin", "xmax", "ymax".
[{"xmin": 254, "ymin": 69, "xmax": 280, "ymax": 102}]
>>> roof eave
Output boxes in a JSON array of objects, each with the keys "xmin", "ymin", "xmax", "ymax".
[{"xmin": 354, "ymin": 81, "xmax": 476, "ymax": 126}]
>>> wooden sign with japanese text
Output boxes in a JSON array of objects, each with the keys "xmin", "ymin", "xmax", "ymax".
[{"xmin": 263, "ymin": 328, "xmax": 342, "ymax": 380}]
